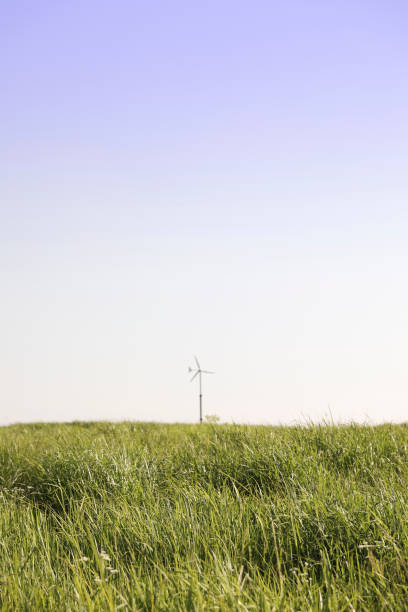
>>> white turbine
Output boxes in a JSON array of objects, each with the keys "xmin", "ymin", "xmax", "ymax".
[{"xmin": 188, "ymin": 356, "xmax": 214, "ymax": 424}]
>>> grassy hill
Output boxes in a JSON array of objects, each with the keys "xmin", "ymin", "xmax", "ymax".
[{"xmin": 1, "ymin": 421, "xmax": 408, "ymax": 610}]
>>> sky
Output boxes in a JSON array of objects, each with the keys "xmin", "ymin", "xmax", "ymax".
[{"xmin": 1, "ymin": 1, "xmax": 408, "ymax": 426}]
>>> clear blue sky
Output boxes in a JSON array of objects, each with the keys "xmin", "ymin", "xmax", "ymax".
[{"xmin": 2, "ymin": 1, "xmax": 408, "ymax": 425}]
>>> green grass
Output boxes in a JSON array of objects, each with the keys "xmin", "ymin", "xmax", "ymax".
[{"xmin": 1, "ymin": 421, "xmax": 408, "ymax": 610}]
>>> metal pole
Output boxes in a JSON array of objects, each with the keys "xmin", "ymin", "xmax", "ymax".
[{"xmin": 199, "ymin": 371, "xmax": 202, "ymax": 423}]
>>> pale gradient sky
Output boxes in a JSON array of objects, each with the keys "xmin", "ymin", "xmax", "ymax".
[{"xmin": 1, "ymin": 1, "xmax": 408, "ymax": 425}]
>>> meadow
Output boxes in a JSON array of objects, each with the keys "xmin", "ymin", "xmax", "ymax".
[{"xmin": 1, "ymin": 421, "xmax": 408, "ymax": 611}]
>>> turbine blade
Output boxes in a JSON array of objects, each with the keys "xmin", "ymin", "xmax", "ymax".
[
  {"xmin": 194, "ymin": 355, "xmax": 200, "ymax": 369},
  {"xmin": 201, "ymin": 370, "xmax": 214, "ymax": 374},
  {"xmin": 190, "ymin": 370, "xmax": 200, "ymax": 382}
]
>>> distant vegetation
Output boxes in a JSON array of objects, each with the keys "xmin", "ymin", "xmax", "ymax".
[{"xmin": 1, "ymin": 421, "xmax": 408, "ymax": 610}]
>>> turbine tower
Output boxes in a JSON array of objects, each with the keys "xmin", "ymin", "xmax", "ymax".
[{"xmin": 188, "ymin": 356, "xmax": 214, "ymax": 424}]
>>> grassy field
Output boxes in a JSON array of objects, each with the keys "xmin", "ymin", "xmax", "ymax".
[{"xmin": 1, "ymin": 422, "xmax": 408, "ymax": 611}]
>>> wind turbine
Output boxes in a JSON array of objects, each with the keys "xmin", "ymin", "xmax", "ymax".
[{"xmin": 188, "ymin": 356, "xmax": 214, "ymax": 423}]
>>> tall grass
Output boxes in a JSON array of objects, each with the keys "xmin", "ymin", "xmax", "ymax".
[{"xmin": 1, "ymin": 421, "xmax": 408, "ymax": 610}]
